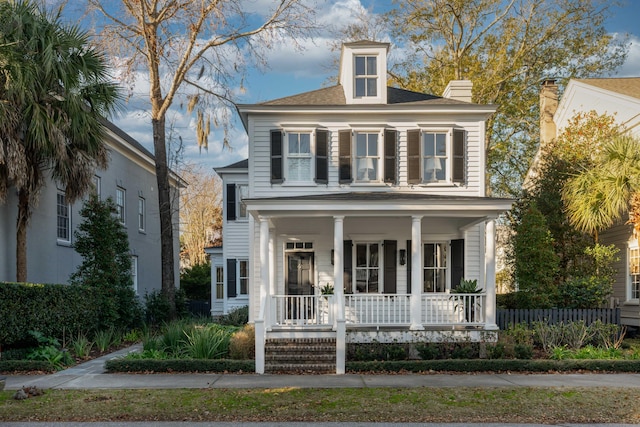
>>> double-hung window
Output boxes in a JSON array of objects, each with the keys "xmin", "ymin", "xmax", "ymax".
[
  {"xmin": 138, "ymin": 197, "xmax": 145, "ymax": 232},
  {"xmin": 226, "ymin": 183, "xmax": 248, "ymax": 221},
  {"xmin": 92, "ymin": 176, "xmax": 101, "ymax": 198},
  {"xmin": 355, "ymin": 55, "xmax": 377, "ymax": 97},
  {"xmin": 239, "ymin": 260, "xmax": 249, "ymax": 295},
  {"xmin": 355, "ymin": 132, "xmax": 380, "ymax": 182},
  {"xmin": 131, "ymin": 256, "xmax": 138, "ymax": 295},
  {"xmin": 355, "ymin": 243, "xmax": 379, "ymax": 293},
  {"xmin": 286, "ymin": 132, "xmax": 313, "ymax": 182},
  {"xmin": 630, "ymin": 242, "xmax": 640, "ymax": 301},
  {"xmin": 56, "ymin": 190, "xmax": 71, "ymax": 243},
  {"xmin": 408, "ymin": 129, "xmax": 465, "ymax": 184},
  {"xmin": 116, "ymin": 187, "xmax": 126, "ymax": 224},
  {"xmin": 423, "ymin": 242, "xmax": 447, "ymax": 292}
]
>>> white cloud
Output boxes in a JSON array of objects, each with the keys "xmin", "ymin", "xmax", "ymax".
[{"xmin": 615, "ymin": 35, "xmax": 640, "ymax": 77}]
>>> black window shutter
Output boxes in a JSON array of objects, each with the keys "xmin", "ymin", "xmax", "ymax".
[
  {"xmin": 338, "ymin": 130, "xmax": 352, "ymax": 183},
  {"xmin": 343, "ymin": 240, "xmax": 353, "ymax": 293},
  {"xmin": 406, "ymin": 240, "xmax": 412, "ymax": 294},
  {"xmin": 384, "ymin": 130, "xmax": 397, "ymax": 184},
  {"xmin": 452, "ymin": 129, "xmax": 465, "ymax": 183},
  {"xmin": 315, "ymin": 129, "xmax": 329, "ymax": 184},
  {"xmin": 407, "ymin": 129, "xmax": 420, "ymax": 184},
  {"xmin": 383, "ymin": 240, "xmax": 397, "ymax": 293},
  {"xmin": 227, "ymin": 258, "xmax": 237, "ymax": 298},
  {"xmin": 270, "ymin": 129, "xmax": 283, "ymax": 184},
  {"xmin": 226, "ymin": 183, "xmax": 236, "ymax": 221},
  {"xmin": 451, "ymin": 239, "xmax": 465, "ymax": 290}
]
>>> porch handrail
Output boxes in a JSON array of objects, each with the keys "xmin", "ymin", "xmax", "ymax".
[
  {"xmin": 272, "ymin": 294, "xmax": 334, "ymax": 327},
  {"xmin": 344, "ymin": 294, "xmax": 411, "ymax": 326}
]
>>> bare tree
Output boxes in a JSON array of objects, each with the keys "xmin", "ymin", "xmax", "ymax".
[
  {"xmin": 179, "ymin": 164, "xmax": 222, "ymax": 267},
  {"xmin": 87, "ymin": 0, "xmax": 317, "ymax": 316}
]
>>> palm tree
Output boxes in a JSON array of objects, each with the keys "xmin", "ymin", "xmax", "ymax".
[
  {"xmin": 563, "ymin": 134, "xmax": 640, "ymax": 241},
  {"xmin": 0, "ymin": 0, "xmax": 120, "ymax": 282}
]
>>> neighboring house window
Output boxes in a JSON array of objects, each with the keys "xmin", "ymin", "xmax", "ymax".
[
  {"xmin": 239, "ymin": 260, "xmax": 249, "ymax": 295},
  {"xmin": 116, "ymin": 187, "xmax": 126, "ymax": 224},
  {"xmin": 355, "ymin": 132, "xmax": 380, "ymax": 182},
  {"xmin": 56, "ymin": 190, "xmax": 71, "ymax": 243},
  {"xmin": 131, "ymin": 256, "xmax": 138, "ymax": 295},
  {"xmin": 354, "ymin": 55, "xmax": 377, "ymax": 97},
  {"xmin": 226, "ymin": 184, "xmax": 248, "ymax": 221},
  {"xmin": 424, "ymin": 242, "xmax": 447, "ymax": 292},
  {"xmin": 408, "ymin": 129, "xmax": 466, "ymax": 184},
  {"xmin": 138, "ymin": 197, "xmax": 145, "ymax": 232},
  {"xmin": 92, "ymin": 176, "xmax": 101, "ymax": 198},
  {"xmin": 286, "ymin": 132, "xmax": 312, "ymax": 182},
  {"xmin": 355, "ymin": 243, "xmax": 379, "ymax": 293},
  {"xmin": 630, "ymin": 243, "xmax": 640, "ymax": 301},
  {"xmin": 339, "ymin": 129, "xmax": 397, "ymax": 184},
  {"xmin": 237, "ymin": 184, "xmax": 248, "ymax": 219},
  {"xmin": 226, "ymin": 259, "xmax": 249, "ymax": 297},
  {"xmin": 215, "ymin": 266, "xmax": 224, "ymax": 299}
]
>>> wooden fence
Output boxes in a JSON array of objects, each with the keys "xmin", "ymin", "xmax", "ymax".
[
  {"xmin": 496, "ymin": 308, "xmax": 620, "ymax": 330},
  {"xmin": 186, "ymin": 300, "xmax": 211, "ymax": 317}
]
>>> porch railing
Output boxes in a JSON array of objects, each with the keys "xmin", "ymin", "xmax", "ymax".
[
  {"xmin": 422, "ymin": 293, "xmax": 486, "ymax": 325},
  {"xmin": 270, "ymin": 293, "xmax": 486, "ymax": 328},
  {"xmin": 344, "ymin": 294, "xmax": 411, "ymax": 325},
  {"xmin": 272, "ymin": 295, "xmax": 334, "ymax": 327}
]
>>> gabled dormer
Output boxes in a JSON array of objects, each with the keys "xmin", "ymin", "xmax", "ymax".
[{"xmin": 339, "ymin": 40, "xmax": 390, "ymax": 105}]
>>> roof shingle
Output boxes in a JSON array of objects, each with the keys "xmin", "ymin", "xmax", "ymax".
[{"xmin": 576, "ymin": 78, "xmax": 640, "ymax": 101}]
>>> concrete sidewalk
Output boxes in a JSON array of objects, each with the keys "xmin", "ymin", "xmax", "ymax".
[{"xmin": 3, "ymin": 343, "xmax": 640, "ymax": 390}]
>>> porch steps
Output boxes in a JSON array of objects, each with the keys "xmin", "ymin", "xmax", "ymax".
[{"xmin": 264, "ymin": 337, "xmax": 336, "ymax": 374}]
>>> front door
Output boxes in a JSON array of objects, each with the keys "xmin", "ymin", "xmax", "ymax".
[{"xmin": 285, "ymin": 252, "xmax": 314, "ymax": 321}]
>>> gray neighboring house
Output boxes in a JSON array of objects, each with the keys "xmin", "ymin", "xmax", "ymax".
[{"xmin": 0, "ymin": 120, "xmax": 182, "ymax": 297}]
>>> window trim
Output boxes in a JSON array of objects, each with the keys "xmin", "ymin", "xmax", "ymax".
[
  {"xmin": 116, "ymin": 187, "xmax": 126, "ymax": 225},
  {"xmin": 215, "ymin": 265, "xmax": 224, "ymax": 300},
  {"xmin": 138, "ymin": 196, "xmax": 145, "ymax": 232},
  {"xmin": 283, "ymin": 129, "xmax": 315, "ymax": 184},
  {"xmin": 408, "ymin": 128, "xmax": 466, "ymax": 185},
  {"xmin": 56, "ymin": 189, "xmax": 71, "ymax": 244},
  {"xmin": 354, "ymin": 54, "xmax": 379, "ymax": 98},
  {"xmin": 423, "ymin": 241, "xmax": 448, "ymax": 293},
  {"xmin": 353, "ymin": 241, "xmax": 382, "ymax": 294},
  {"xmin": 354, "ymin": 131, "xmax": 382, "ymax": 183}
]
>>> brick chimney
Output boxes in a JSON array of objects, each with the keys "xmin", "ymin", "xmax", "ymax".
[
  {"xmin": 540, "ymin": 79, "xmax": 558, "ymax": 146},
  {"xmin": 443, "ymin": 80, "xmax": 473, "ymax": 103}
]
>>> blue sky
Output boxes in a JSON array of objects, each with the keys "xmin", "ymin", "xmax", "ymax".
[{"xmin": 95, "ymin": 0, "xmax": 640, "ymax": 173}]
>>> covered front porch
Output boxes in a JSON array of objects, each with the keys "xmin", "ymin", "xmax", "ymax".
[{"xmin": 247, "ymin": 193, "xmax": 512, "ymax": 374}]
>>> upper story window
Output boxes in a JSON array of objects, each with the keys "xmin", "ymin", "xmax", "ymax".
[
  {"xmin": 116, "ymin": 187, "xmax": 126, "ymax": 224},
  {"xmin": 408, "ymin": 129, "xmax": 465, "ymax": 185},
  {"xmin": 57, "ymin": 190, "xmax": 71, "ymax": 244},
  {"xmin": 339, "ymin": 129, "xmax": 397, "ymax": 185},
  {"xmin": 138, "ymin": 197, "xmax": 145, "ymax": 232},
  {"xmin": 92, "ymin": 176, "xmax": 101, "ymax": 198},
  {"xmin": 287, "ymin": 132, "xmax": 313, "ymax": 182},
  {"xmin": 226, "ymin": 183, "xmax": 248, "ymax": 221},
  {"xmin": 354, "ymin": 55, "xmax": 377, "ymax": 97},
  {"xmin": 271, "ymin": 129, "xmax": 328, "ymax": 185}
]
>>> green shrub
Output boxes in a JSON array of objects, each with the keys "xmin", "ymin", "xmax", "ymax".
[
  {"xmin": 144, "ymin": 289, "xmax": 189, "ymax": 326},
  {"xmin": 217, "ymin": 306, "xmax": 249, "ymax": 326},
  {"xmin": 348, "ymin": 342, "xmax": 409, "ymax": 361},
  {"xmin": 26, "ymin": 331, "xmax": 73, "ymax": 370},
  {"xmin": 514, "ymin": 344, "xmax": 534, "ymax": 359},
  {"xmin": 93, "ymin": 329, "xmax": 115, "ymax": 353},
  {"xmin": 70, "ymin": 333, "xmax": 93, "ymax": 359},
  {"xmin": 105, "ymin": 358, "xmax": 254, "ymax": 373},
  {"xmin": 0, "ymin": 360, "xmax": 55, "ymax": 373},
  {"xmin": 0, "ymin": 282, "xmax": 102, "ymax": 347},
  {"xmin": 415, "ymin": 343, "xmax": 440, "ymax": 360},
  {"xmin": 183, "ymin": 325, "xmax": 233, "ymax": 359},
  {"xmin": 180, "ymin": 263, "xmax": 211, "ymax": 301}
]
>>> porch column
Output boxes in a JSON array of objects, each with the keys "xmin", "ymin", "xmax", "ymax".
[
  {"xmin": 333, "ymin": 215, "xmax": 346, "ymax": 374},
  {"xmin": 256, "ymin": 216, "xmax": 270, "ymax": 374},
  {"xmin": 485, "ymin": 219, "xmax": 498, "ymax": 330},
  {"xmin": 410, "ymin": 215, "xmax": 424, "ymax": 330}
]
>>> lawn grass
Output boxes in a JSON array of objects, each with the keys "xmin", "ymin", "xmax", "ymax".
[{"xmin": 1, "ymin": 387, "xmax": 639, "ymax": 423}]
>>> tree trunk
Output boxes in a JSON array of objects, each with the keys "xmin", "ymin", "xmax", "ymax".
[
  {"xmin": 151, "ymin": 116, "xmax": 176, "ymax": 318},
  {"xmin": 16, "ymin": 188, "xmax": 30, "ymax": 282}
]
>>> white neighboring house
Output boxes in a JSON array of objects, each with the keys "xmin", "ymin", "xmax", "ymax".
[
  {"xmin": 0, "ymin": 119, "xmax": 183, "ymax": 297},
  {"xmin": 213, "ymin": 41, "xmax": 513, "ymax": 373},
  {"xmin": 538, "ymin": 77, "xmax": 640, "ymax": 328}
]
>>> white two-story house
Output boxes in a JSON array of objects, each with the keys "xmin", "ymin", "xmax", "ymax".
[{"xmin": 215, "ymin": 41, "xmax": 512, "ymax": 373}]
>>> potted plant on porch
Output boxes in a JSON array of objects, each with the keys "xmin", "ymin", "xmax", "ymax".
[{"xmin": 450, "ymin": 279, "xmax": 484, "ymax": 323}]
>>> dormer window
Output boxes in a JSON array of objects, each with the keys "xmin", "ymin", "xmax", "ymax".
[{"xmin": 354, "ymin": 55, "xmax": 377, "ymax": 97}]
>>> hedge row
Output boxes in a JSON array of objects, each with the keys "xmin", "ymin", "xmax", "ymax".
[
  {"xmin": 104, "ymin": 358, "xmax": 255, "ymax": 373},
  {"xmin": 0, "ymin": 360, "xmax": 55, "ymax": 373},
  {"xmin": 346, "ymin": 359, "xmax": 640, "ymax": 373},
  {"xmin": 0, "ymin": 282, "xmax": 102, "ymax": 346}
]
